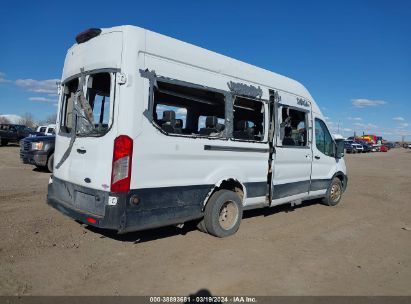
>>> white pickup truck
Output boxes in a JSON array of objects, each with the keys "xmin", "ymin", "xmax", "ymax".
[{"xmin": 36, "ymin": 124, "xmax": 55, "ymax": 136}]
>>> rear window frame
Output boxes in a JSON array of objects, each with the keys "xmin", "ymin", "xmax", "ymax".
[{"xmin": 58, "ymin": 68, "xmax": 119, "ymax": 138}]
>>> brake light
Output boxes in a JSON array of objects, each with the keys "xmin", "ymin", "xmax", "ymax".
[
  {"xmin": 75, "ymin": 28, "xmax": 102, "ymax": 44},
  {"xmin": 111, "ymin": 135, "xmax": 133, "ymax": 193}
]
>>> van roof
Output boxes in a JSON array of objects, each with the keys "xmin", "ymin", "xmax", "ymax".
[{"xmin": 69, "ymin": 25, "xmax": 322, "ymax": 115}]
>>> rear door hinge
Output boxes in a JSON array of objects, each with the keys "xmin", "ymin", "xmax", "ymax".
[{"xmin": 117, "ymin": 73, "xmax": 127, "ymax": 85}]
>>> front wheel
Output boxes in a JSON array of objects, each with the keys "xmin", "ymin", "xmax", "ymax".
[
  {"xmin": 203, "ymin": 190, "xmax": 243, "ymax": 238},
  {"xmin": 322, "ymin": 177, "xmax": 343, "ymax": 206}
]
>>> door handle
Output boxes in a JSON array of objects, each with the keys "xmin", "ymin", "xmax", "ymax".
[
  {"xmin": 77, "ymin": 149, "xmax": 87, "ymax": 154},
  {"xmin": 314, "ymin": 155, "xmax": 321, "ymax": 160}
]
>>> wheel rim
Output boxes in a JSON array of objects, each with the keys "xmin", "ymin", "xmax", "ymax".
[
  {"xmin": 330, "ymin": 183, "xmax": 342, "ymax": 202},
  {"xmin": 218, "ymin": 200, "xmax": 239, "ymax": 230}
]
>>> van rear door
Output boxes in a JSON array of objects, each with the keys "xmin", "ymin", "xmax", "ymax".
[
  {"xmin": 53, "ymin": 71, "xmax": 118, "ymax": 191},
  {"xmin": 54, "ymin": 30, "xmax": 123, "ymax": 192}
]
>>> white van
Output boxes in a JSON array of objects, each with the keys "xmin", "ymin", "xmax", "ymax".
[{"xmin": 47, "ymin": 26, "xmax": 347, "ymax": 237}]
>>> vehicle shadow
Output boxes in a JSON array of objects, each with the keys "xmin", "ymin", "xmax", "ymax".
[
  {"xmin": 243, "ymin": 198, "xmax": 321, "ymax": 219},
  {"xmin": 85, "ymin": 220, "xmax": 199, "ymax": 243},
  {"xmin": 86, "ymin": 198, "xmax": 322, "ymax": 243},
  {"xmin": 32, "ymin": 166, "xmax": 49, "ymax": 173}
]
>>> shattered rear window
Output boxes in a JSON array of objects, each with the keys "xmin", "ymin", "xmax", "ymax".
[{"xmin": 60, "ymin": 72, "xmax": 114, "ymax": 136}]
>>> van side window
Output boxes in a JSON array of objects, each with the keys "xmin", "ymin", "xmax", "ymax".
[
  {"xmin": 232, "ymin": 97, "xmax": 265, "ymax": 141},
  {"xmin": 280, "ymin": 107, "xmax": 307, "ymax": 146},
  {"xmin": 198, "ymin": 116, "xmax": 225, "ymax": 133},
  {"xmin": 155, "ymin": 104, "xmax": 187, "ymax": 132},
  {"xmin": 315, "ymin": 118, "xmax": 334, "ymax": 156},
  {"xmin": 153, "ymin": 81, "xmax": 225, "ymax": 136}
]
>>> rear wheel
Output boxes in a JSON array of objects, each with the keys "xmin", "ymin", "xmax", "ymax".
[
  {"xmin": 47, "ymin": 153, "xmax": 54, "ymax": 173},
  {"xmin": 203, "ymin": 190, "xmax": 243, "ymax": 238},
  {"xmin": 322, "ymin": 177, "xmax": 343, "ymax": 206}
]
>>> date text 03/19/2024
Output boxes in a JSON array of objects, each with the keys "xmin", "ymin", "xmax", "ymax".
[{"xmin": 149, "ymin": 296, "xmax": 257, "ymax": 303}]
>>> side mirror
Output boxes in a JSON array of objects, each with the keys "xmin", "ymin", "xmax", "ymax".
[{"xmin": 335, "ymin": 140, "xmax": 345, "ymax": 159}]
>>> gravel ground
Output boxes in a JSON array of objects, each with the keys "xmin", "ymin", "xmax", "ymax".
[{"xmin": 0, "ymin": 145, "xmax": 410, "ymax": 296}]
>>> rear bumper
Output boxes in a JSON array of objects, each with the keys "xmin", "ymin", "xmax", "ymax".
[
  {"xmin": 47, "ymin": 176, "xmax": 205, "ymax": 233},
  {"xmin": 20, "ymin": 151, "xmax": 48, "ymax": 166},
  {"xmin": 47, "ymin": 176, "xmax": 123, "ymax": 230}
]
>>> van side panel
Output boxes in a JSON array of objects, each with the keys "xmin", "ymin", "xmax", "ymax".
[{"xmin": 127, "ymin": 53, "xmax": 269, "ymax": 216}]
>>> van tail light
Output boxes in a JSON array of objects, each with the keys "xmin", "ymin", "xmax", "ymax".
[
  {"xmin": 111, "ymin": 135, "xmax": 133, "ymax": 193},
  {"xmin": 86, "ymin": 217, "xmax": 97, "ymax": 225}
]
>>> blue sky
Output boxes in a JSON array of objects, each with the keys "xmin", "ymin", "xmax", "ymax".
[{"xmin": 0, "ymin": 0, "xmax": 410, "ymax": 140}]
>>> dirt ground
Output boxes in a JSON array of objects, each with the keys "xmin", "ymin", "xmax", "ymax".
[{"xmin": 0, "ymin": 144, "xmax": 410, "ymax": 296}]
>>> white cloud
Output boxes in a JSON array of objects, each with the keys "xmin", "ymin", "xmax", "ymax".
[
  {"xmin": 347, "ymin": 117, "xmax": 362, "ymax": 121},
  {"xmin": 351, "ymin": 99, "xmax": 386, "ymax": 108},
  {"xmin": 16, "ymin": 78, "xmax": 59, "ymax": 94},
  {"xmin": 398, "ymin": 122, "xmax": 409, "ymax": 128},
  {"xmin": 343, "ymin": 128, "xmax": 352, "ymax": 132},
  {"xmin": 29, "ymin": 97, "xmax": 57, "ymax": 103},
  {"xmin": 353, "ymin": 122, "xmax": 378, "ymax": 129},
  {"xmin": 0, "ymin": 72, "xmax": 11, "ymax": 84},
  {"xmin": 176, "ymin": 108, "xmax": 187, "ymax": 115},
  {"xmin": 393, "ymin": 117, "xmax": 405, "ymax": 121},
  {"xmin": 0, "ymin": 114, "xmax": 23, "ymax": 123}
]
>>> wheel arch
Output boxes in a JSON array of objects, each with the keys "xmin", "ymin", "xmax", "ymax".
[
  {"xmin": 202, "ymin": 178, "xmax": 247, "ymax": 211},
  {"xmin": 332, "ymin": 171, "xmax": 348, "ymax": 192}
]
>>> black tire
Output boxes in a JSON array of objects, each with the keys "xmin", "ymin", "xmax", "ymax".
[
  {"xmin": 0, "ymin": 139, "xmax": 8, "ymax": 146},
  {"xmin": 47, "ymin": 153, "xmax": 54, "ymax": 173},
  {"xmin": 203, "ymin": 190, "xmax": 243, "ymax": 238},
  {"xmin": 322, "ymin": 177, "xmax": 343, "ymax": 206}
]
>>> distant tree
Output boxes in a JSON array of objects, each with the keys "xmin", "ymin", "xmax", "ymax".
[
  {"xmin": 38, "ymin": 113, "xmax": 57, "ymax": 125},
  {"xmin": 18, "ymin": 113, "xmax": 37, "ymax": 129},
  {"xmin": 0, "ymin": 115, "xmax": 10, "ymax": 124},
  {"xmin": 46, "ymin": 113, "xmax": 57, "ymax": 124}
]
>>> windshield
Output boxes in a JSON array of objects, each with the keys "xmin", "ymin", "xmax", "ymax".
[
  {"xmin": 59, "ymin": 72, "xmax": 115, "ymax": 136},
  {"xmin": 14, "ymin": 125, "xmax": 32, "ymax": 132}
]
